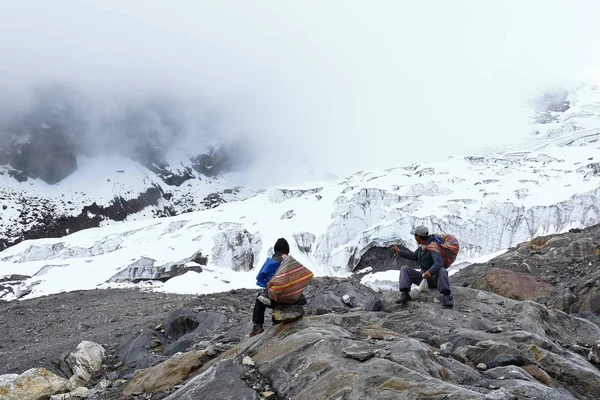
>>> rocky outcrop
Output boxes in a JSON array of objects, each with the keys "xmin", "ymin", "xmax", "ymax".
[
  {"xmin": 292, "ymin": 232, "xmax": 316, "ymax": 255},
  {"xmin": 453, "ymin": 223, "xmax": 600, "ymax": 314},
  {"xmin": 0, "ymin": 274, "xmax": 31, "ymax": 299},
  {"xmin": 190, "ymin": 144, "xmax": 249, "ymax": 179},
  {"xmin": 267, "ymin": 187, "xmax": 323, "ymax": 204},
  {"xmin": 0, "ymin": 368, "xmax": 73, "ymax": 400},
  {"xmin": 108, "ymin": 257, "xmax": 203, "ymax": 283},
  {"xmin": 0, "ymin": 185, "xmax": 166, "ymax": 251},
  {"xmin": 164, "ymin": 287, "xmax": 600, "ymax": 400},
  {"xmin": 211, "ymin": 226, "xmax": 262, "ymax": 272},
  {"xmin": 3, "ymin": 277, "xmax": 600, "ymax": 400}
]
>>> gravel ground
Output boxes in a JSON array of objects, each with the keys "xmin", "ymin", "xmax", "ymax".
[{"xmin": 0, "ymin": 287, "xmax": 259, "ymax": 376}]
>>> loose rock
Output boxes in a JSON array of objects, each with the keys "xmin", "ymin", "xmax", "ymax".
[{"xmin": 589, "ymin": 340, "xmax": 600, "ymax": 364}]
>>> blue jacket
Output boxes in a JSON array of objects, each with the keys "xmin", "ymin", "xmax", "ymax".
[
  {"xmin": 398, "ymin": 236, "xmax": 445, "ymax": 276},
  {"xmin": 255, "ymin": 253, "xmax": 284, "ymax": 288}
]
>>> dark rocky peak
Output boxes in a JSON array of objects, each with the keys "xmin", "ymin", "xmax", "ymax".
[
  {"xmin": 190, "ymin": 143, "xmax": 250, "ymax": 178},
  {"xmin": 8, "ymin": 125, "xmax": 78, "ymax": 184},
  {"xmin": 0, "ymin": 85, "xmax": 85, "ymax": 184},
  {"xmin": 0, "ymin": 87, "xmax": 253, "ymax": 185},
  {"xmin": 0, "ymin": 185, "xmax": 168, "ymax": 251},
  {"xmin": 529, "ymin": 89, "xmax": 571, "ymax": 113},
  {"xmin": 529, "ymin": 89, "xmax": 571, "ymax": 124},
  {"xmin": 111, "ymin": 97, "xmax": 184, "ymax": 163}
]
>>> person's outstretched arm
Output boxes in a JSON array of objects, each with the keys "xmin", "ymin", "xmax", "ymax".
[{"xmin": 392, "ymin": 245, "xmax": 418, "ymax": 261}]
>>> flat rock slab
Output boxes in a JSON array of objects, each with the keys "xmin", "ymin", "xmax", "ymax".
[
  {"xmin": 273, "ymin": 305, "xmax": 305, "ymax": 323},
  {"xmin": 164, "ymin": 359, "xmax": 258, "ymax": 400},
  {"xmin": 342, "ymin": 345, "xmax": 374, "ymax": 362}
]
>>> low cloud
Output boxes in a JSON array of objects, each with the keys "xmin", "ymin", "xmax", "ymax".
[{"xmin": 1, "ymin": 1, "xmax": 599, "ymax": 186}]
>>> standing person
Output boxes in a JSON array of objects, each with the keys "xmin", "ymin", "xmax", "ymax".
[
  {"xmin": 250, "ymin": 238, "xmax": 307, "ymax": 336},
  {"xmin": 392, "ymin": 225, "xmax": 454, "ymax": 308}
]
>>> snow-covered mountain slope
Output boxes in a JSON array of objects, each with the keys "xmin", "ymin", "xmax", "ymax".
[
  {"xmin": 0, "ymin": 86, "xmax": 255, "ymax": 249},
  {"xmin": 0, "ymin": 153, "xmax": 251, "ymax": 249},
  {"xmin": 1, "ymin": 83, "xmax": 600, "ymax": 301},
  {"xmin": 1, "ymin": 142, "xmax": 600, "ymax": 300}
]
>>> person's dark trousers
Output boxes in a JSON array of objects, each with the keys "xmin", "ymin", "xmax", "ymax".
[
  {"xmin": 252, "ymin": 298, "xmax": 281, "ymax": 325},
  {"xmin": 398, "ymin": 265, "xmax": 451, "ymax": 294},
  {"xmin": 252, "ymin": 293, "xmax": 307, "ymax": 325}
]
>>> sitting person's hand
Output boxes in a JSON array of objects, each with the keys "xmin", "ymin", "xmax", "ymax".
[
  {"xmin": 391, "ymin": 245, "xmax": 401, "ymax": 254},
  {"xmin": 423, "ymin": 270, "xmax": 432, "ymax": 280}
]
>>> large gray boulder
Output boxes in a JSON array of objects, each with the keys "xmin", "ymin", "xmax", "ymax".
[
  {"xmin": 65, "ymin": 341, "xmax": 105, "ymax": 387},
  {"xmin": 108, "ymin": 257, "xmax": 202, "ymax": 283},
  {"xmin": 164, "ymin": 308, "xmax": 226, "ymax": 339},
  {"xmin": 304, "ymin": 277, "xmax": 382, "ymax": 315},
  {"xmin": 117, "ymin": 329, "xmax": 164, "ymax": 374}
]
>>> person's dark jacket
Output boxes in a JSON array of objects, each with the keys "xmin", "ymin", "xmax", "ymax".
[
  {"xmin": 397, "ymin": 236, "xmax": 445, "ymax": 276},
  {"xmin": 272, "ymin": 253, "xmax": 284, "ymax": 264}
]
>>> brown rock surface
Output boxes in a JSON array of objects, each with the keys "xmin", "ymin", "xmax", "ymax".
[
  {"xmin": 470, "ymin": 268, "xmax": 554, "ymax": 301},
  {"xmin": 0, "ymin": 368, "xmax": 72, "ymax": 400},
  {"xmin": 123, "ymin": 350, "xmax": 208, "ymax": 395}
]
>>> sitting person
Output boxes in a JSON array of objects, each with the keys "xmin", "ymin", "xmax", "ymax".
[
  {"xmin": 392, "ymin": 225, "xmax": 454, "ymax": 308},
  {"xmin": 250, "ymin": 238, "xmax": 307, "ymax": 336}
]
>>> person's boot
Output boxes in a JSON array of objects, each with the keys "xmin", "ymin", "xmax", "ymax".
[
  {"xmin": 442, "ymin": 294, "xmax": 454, "ymax": 308},
  {"xmin": 395, "ymin": 291, "xmax": 412, "ymax": 305},
  {"xmin": 249, "ymin": 324, "xmax": 264, "ymax": 337}
]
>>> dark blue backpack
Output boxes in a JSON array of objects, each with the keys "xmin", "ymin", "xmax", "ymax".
[{"xmin": 256, "ymin": 258, "xmax": 281, "ymax": 288}]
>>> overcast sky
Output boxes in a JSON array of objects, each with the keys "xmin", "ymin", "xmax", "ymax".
[{"xmin": 1, "ymin": 1, "xmax": 600, "ymax": 184}]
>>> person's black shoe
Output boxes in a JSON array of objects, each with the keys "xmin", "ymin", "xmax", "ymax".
[
  {"xmin": 249, "ymin": 324, "xmax": 264, "ymax": 337},
  {"xmin": 442, "ymin": 294, "xmax": 454, "ymax": 308},
  {"xmin": 395, "ymin": 292, "xmax": 412, "ymax": 305}
]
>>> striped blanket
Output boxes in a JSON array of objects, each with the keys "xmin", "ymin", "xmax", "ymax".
[
  {"xmin": 267, "ymin": 256, "xmax": 313, "ymax": 303},
  {"xmin": 425, "ymin": 234, "xmax": 460, "ymax": 268}
]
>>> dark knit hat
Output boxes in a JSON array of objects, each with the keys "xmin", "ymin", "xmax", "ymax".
[{"xmin": 273, "ymin": 238, "xmax": 290, "ymax": 254}]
